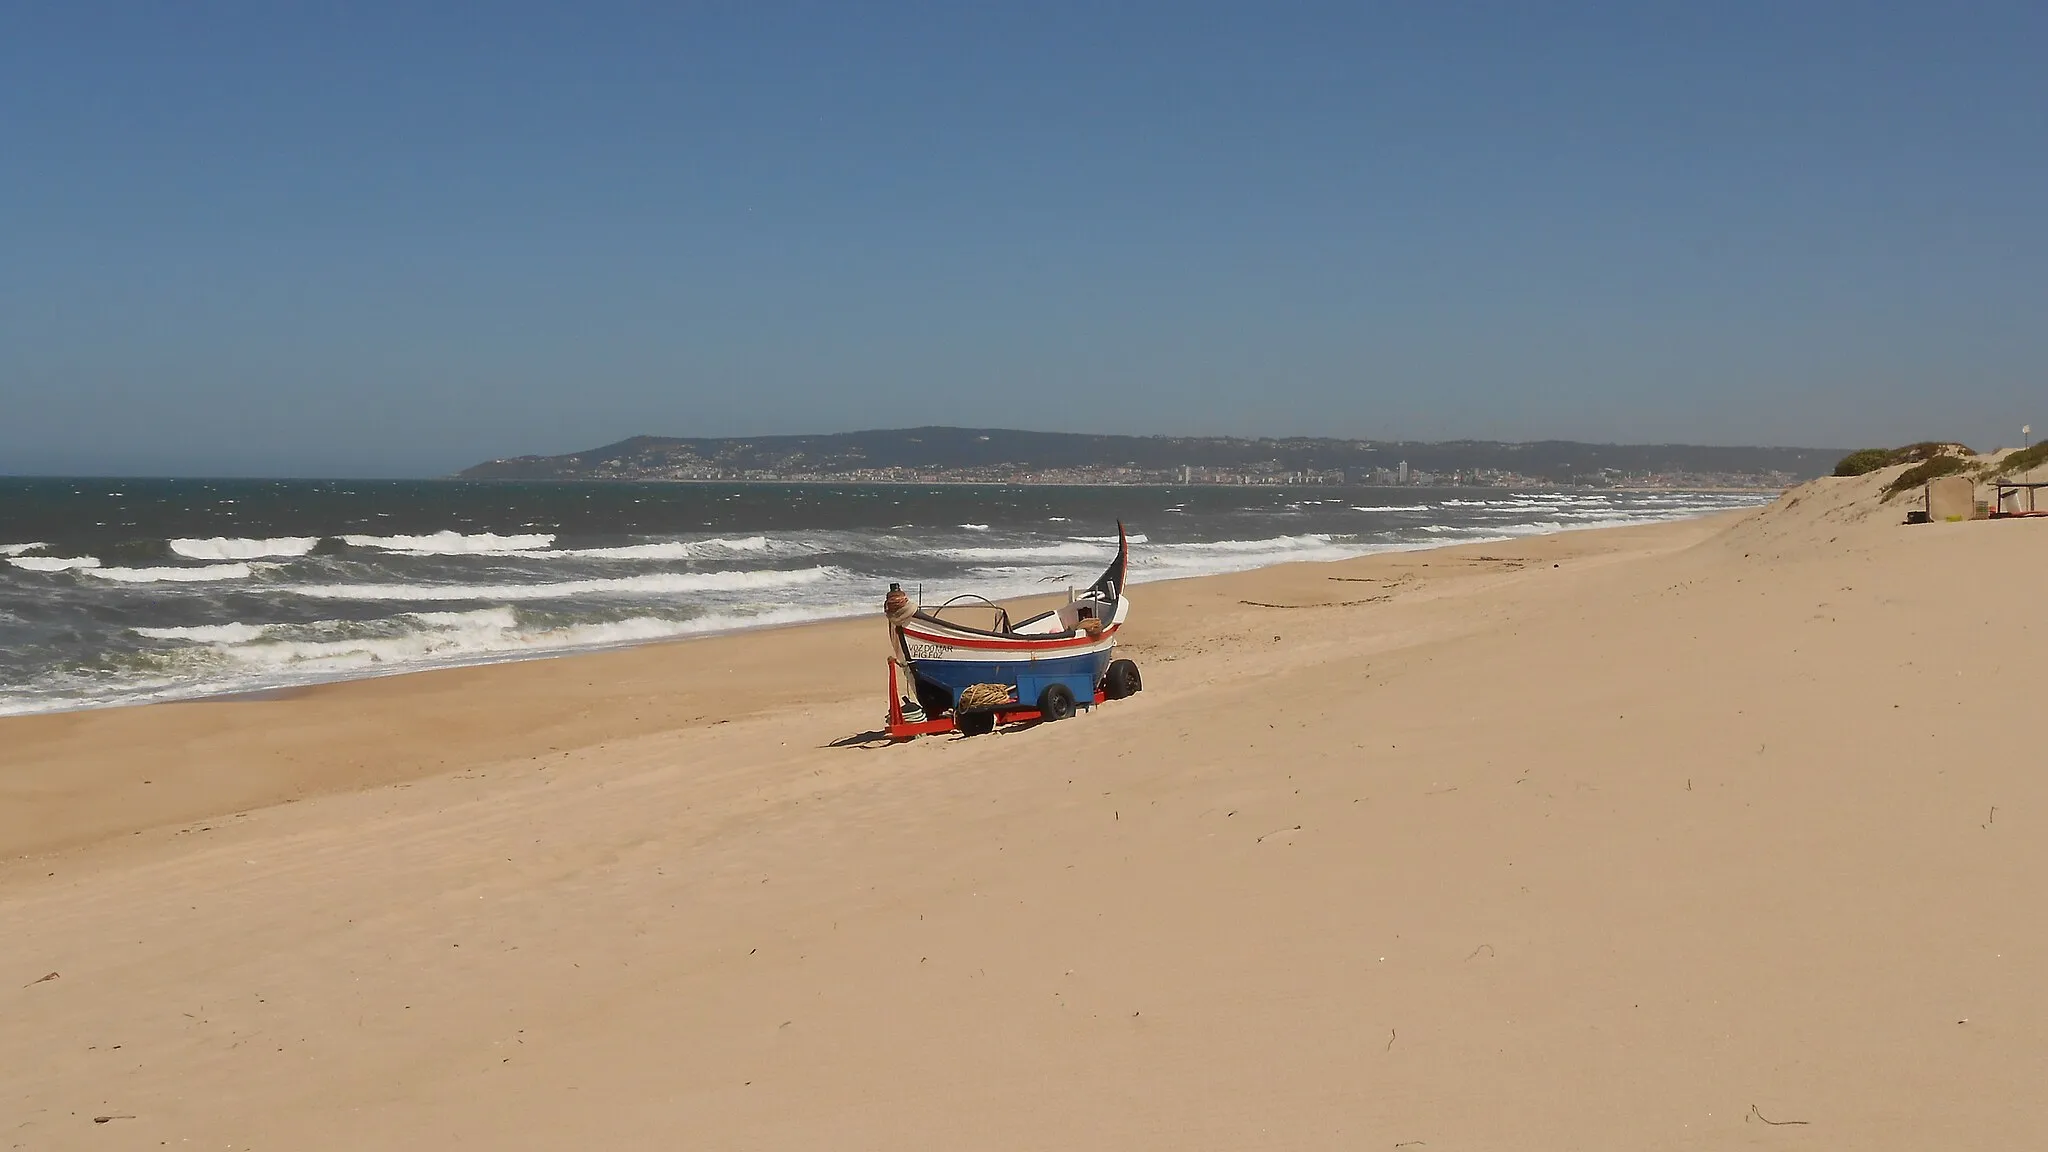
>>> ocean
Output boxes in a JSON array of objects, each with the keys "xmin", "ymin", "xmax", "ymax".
[{"xmin": 0, "ymin": 479, "xmax": 1768, "ymax": 716}]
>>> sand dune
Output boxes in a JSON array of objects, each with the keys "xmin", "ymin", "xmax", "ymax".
[{"xmin": 5, "ymin": 477, "xmax": 2046, "ymax": 1149}]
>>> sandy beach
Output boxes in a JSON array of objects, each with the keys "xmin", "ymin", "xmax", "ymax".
[{"xmin": 5, "ymin": 471, "xmax": 2045, "ymax": 1149}]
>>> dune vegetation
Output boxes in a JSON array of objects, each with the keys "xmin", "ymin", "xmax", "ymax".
[{"xmin": 1832, "ymin": 442, "xmax": 1974, "ymax": 478}]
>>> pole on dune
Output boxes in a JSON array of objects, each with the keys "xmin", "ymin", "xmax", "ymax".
[{"xmin": 2026, "ymin": 427, "xmax": 2037, "ymax": 515}]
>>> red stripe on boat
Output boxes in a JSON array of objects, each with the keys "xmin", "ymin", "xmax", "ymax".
[{"xmin": 900, "ymin": 623, "xmax": 1120, "ymax": 651}]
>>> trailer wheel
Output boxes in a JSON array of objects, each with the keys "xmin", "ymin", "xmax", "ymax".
[
  {"xmin": 1103, "ymin": 659, "xmax": 1143, "ymax": 699},
  {"xmin": 1039, "ymin": 683, "xmax": 1077, "ymax": 722},
  {"xmin": 956, "ymin": 711, "xmax": 996, "ymax": 737}
]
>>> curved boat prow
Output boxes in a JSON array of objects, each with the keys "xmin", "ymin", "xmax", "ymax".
[
  {"xmin": 881, "ymin": 522, "xmax": 1142, "ymax": 738},
  {"xmin": 1085, "ymin": 520, "xmax": 1129, "ymax": 604}
]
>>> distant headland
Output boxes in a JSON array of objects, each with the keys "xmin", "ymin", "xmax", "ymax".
[{"xmin": 457, "ymin": 427, "xmax": 1841, "ymax": 489}]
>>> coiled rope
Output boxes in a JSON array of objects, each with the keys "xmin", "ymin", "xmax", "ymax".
[{"xmin": 955, "ymin": 683, "xmax": 1016, "ymax": 711}]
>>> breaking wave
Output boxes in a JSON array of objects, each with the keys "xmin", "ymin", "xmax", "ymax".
[
  {"xmin": 340, "ymin": 531, "xmax": 556, "ymax": 555},
  {"xmin": 170, "ymin": 536, "xmax": 320, "ymax": 560},
  {"xmin": 134, "ymin": 622, "xmax": 272, "ymax": 643},
  {"xmin": 283, "ymin": 565, "xmax": 843, "ymax": 602},
  {"xmin": 88, "ymin": 563, "xmax": 264, "ymax": 583},
  {"xmin": 7, "ymin": 554, "xmax": 101, "ymax": 571},
  {"xmin": 555, "ymin": 536, "xmax": 772, "ymax": 560}
]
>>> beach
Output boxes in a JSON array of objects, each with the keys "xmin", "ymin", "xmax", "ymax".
[{"xmin": 5, "ymin": 474, "xmax": 2045, "ymax": 1148}]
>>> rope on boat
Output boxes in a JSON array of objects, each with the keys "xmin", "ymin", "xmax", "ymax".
[
  {"xmin": 955, "ymin": 683, "xmax": 1015, "ymax": 711},
  {"xmin": 883, "ymin": 585, "xmax": 915, "ymax": 625}
]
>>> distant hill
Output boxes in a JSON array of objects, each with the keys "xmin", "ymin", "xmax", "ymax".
[{"xmin": 457, "ymin": 427, "xmax": 1842, "ymax": 485}]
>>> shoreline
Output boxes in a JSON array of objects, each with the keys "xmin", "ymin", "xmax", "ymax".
[{"xmin": 0, "ymin": 507, "xmax": 1762, "ymax": 721}]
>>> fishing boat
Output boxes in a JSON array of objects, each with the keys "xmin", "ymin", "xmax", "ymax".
[{"xmin": 883, "ymin": 523, "xmax": 1143, "ymax": 738}]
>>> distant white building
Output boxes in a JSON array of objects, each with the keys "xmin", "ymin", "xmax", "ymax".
[{"xmin": 1397, "ymin": 460, "xmax": 1410, "ymax": 484}]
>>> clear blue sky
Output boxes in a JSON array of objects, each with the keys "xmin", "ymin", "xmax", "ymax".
[{"xmin": 3, "ymin": 2, "xmax": 2043, "ymax": 476}]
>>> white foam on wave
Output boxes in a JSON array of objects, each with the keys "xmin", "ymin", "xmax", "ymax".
[
  {"xmin": 88, "ymin": 563, "xmax": 262, "ymax": 583},
  {"xmin": 134, "ymin": 622, "xmax": 273, "ymax": 643},
  {"xmin": 557, "ymin": 535, "xmax": 771, "ymax": 560},
  {"xmin": 1439, "ymin": 496, "xmax": 1606, "ymax": 509},
  {"xmin": 1070, "ymin": 534, "xmax": 1150, "ymax": 544},
  {"xmin": 408, "ymin": 607, "xmax": 519, "ymax": 630},
  {"xmin": 170, "ymin": 536, "xmax": 319, "ymax": 560},
  {"xmin": 1353, "ymin": 505, "xmax": 1430, "ymax": 513},
  {"xmin": 0, "ymin": 542, "xmax": 49, "ymax": 556},
  {"xmin": 7, "ymin": 555, "xmax": 102, "ymax": 571},
  {"xmin": 341, "ymin": 531, "xmax": 556, "ymax": 555},
  {"xmin": 959, "ymin": 523, "xmax": 991, "ymax": 531},
  {"xmin": 555, "ymin": 542, "xmax": 697, "ymax": 561},
  {"xmin": 283, "ymin": 565, "xmax": 843, "ymax": 602}
]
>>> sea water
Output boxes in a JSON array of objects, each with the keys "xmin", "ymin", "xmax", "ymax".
[{"xmin": 0, "ymin": 479, "xmax": 1767, "ymax": 715}]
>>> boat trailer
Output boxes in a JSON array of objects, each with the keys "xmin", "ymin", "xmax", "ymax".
[{"xmin": 883, "ymin": 658, "xmax": 1111, "ymax": 740}]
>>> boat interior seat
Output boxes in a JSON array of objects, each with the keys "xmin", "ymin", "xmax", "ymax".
[{"xmin": 1009, "ymin": 601, "xmax": 1103, "ymax": 637}]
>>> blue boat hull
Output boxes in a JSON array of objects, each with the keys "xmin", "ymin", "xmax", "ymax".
[{"xmin": 910, "ymin": 649, "xmax": 1111, "ymax": 712}]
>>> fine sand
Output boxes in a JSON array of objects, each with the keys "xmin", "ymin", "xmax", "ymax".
[{"xmin": 5, "ymin": 474, "xmax": 2046, "ymax": 1149}]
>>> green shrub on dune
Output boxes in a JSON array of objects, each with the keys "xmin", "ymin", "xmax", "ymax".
[
  {"xmin": 1989, "ymin": 442, "xmax": 2048, "ymax": 477},
  {"xmin": 1834, "ymin": 441, "xmax": 1974, "ymax": 481},
  {"xmin": 1881, "ymin": 455, "xmax": 1971, "ymax": 501},
  {"xmin": 1832, "ymin": 449, "xmax": 1895, "ymax": 477}
]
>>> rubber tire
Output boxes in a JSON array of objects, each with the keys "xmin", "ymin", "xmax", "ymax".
[
  {"xmin": 1103, "ymin": 659, "xmax": 1142, "ymax": 699},
  {"xmin": 955, "ymin": 711, "xmax": 996, "ymax": 737},
  {"xmin": 1038, "ymin": 683, "xmax": 1077, "ymax": 722}
]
